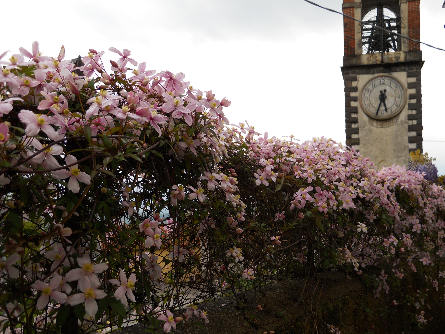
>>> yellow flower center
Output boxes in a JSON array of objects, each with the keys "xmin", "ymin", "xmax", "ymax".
[
  {"xmin": 126, "ymin": 280, "xmax": 135, "ymax": 289},
  {"xmin": 122, "ymin": 106, "xmax": 130, "ymax": 113},
  {"xmin": 53, "ymin": 96, "xmax": 59, "ymax": 103},
  {"xmin": 210, "ymin": 102, "xmax": 217, "ymax": 108},
  {"xmin": 71, "ymin": 168, "xmax": 80, "ymax": 176},
  {"xmin": 197, "ymin": 188, "xmax": 204, "ymax": 195},
  {"xmin": 82, "ymin": 262, "xmax": 93, "ymax": 273},
  {"xmin": 53, "ymin": 60, "xmax": 59, "ymax": 67},
  {"xmin": 84, "ymin": 288, "xmax": 96, "ymax": 299},
  {"xmin": 168, "ymin": 315, "xmax": 174, "ymax": 322},
  {"xmin": 0, "ymin": 133, "xmax": 5, "ymax": 141},
  {"xmin": 154, "ymin": 234, "xmax": 160, "ymax": 240},
  {"xmin": 37, "ymin": 115, "xmax": 46, "ymax": 125},
  {"xmin": 23, "ymin": 79, "xmax": 31, "ymax": 86},
  {"xmin": 174, "ymin": 99, "xmax": 180, "ymax": 107},
  {"xmin": 9, "ymin": 56, "xmax": 17, "ymax": 64},
  {"xmin": 45, "ymin": 147, "xmax": 52, "ymax": 154},
  {"xmin": 63, "ymin": 108, "xmax": 70, "ymax": 115},
  {"xmin": 42, "ymin": 287, "xmax": 52, "ymax": 295},
  {"xmin": 2, "ymin": 69, "xmax": 10, "ymax": 75},
  {"xmin": 151, "ymin": 110, "xmax": 158, "ymax": 116},
  {"xmin": 95, "ymin": 96, "xmax": 102, "ymax": 105}
]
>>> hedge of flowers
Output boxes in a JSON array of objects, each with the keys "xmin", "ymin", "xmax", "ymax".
[{"xmin": 0, "ymin": 43, "xmax": 444, "ymax": 333}]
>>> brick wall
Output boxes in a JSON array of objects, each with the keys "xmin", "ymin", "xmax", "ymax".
[
  {"xmin": 343, "ymin": 0, "xmax": 356, "ymax": 56},
  {"xmin": 408, "ymin": 0, "xmax": 420, "ymax": 51}
]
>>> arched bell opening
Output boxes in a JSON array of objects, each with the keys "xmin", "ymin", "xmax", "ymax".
[{"xmin": 361, "ymin": 5, "xmax": 401, "ymax": 54}]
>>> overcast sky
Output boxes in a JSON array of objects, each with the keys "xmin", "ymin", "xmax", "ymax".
[{"xmin": 2, "ymin": 0, "xmax": 444, "ymax": 173}]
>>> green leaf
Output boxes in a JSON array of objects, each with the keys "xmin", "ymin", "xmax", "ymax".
[
  {"xmin": 150, "ymin": 150, "xmax": 164, "ymax": 160},
  {"xmin": 73, "ymin": 304, "xmax": 85, "ymax": 319},
  {"xmin": 315, "ymin": 216, "xmax": 324, "ymax": 232},
  {"xmin": 103, "ymin": 157, "xmax": 112, "ymax": 167},
  {"xmin": 84, "ymin": 126, "xmax": 92, "ymax": 144},
  {"xmin": 107, "ymin": 126, "xmax": 122, "ymax": 135},
  {"xmin": 56, "ymin": 305, "xmax": 70, "ymax": 327},
  {"xmin": 0, "ymin": 160, "xmax": 11, "ymax": 168},
  {"xmin": 100, "ymin": 169, "xmax": 115, "ymax": 178},
  {"xmin": 127, "ymin": 153, "xmax": 142, "ymax": 163},
  {"xmin": 87, "ymin": 79, "xmax": 96, "ymax": 90},
  {"xmin": 109, "ymin": 297, "xmax": 126, "ymax": 318},
  {"xmin": 275, "ymin": 176, "xmax": 285, "ymax": 192},
  {"xmin": 102, "ymin": 135, "xmax": 112, "ymax": 149},
  {"xmin": 5, "ymin": 211, "xmax": 22, "ymax": 235}
]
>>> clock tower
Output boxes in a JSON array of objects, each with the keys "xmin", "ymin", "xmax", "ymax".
[{"xmin": 341, "ymin": 0, "xmax": 423, "ymax": 168}]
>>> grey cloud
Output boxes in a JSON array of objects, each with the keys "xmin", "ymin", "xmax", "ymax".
[{"xmin": 148, "ymin": 0, "xmax": 341, "ymax": 40}]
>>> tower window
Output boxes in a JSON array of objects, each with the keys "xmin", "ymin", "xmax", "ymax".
[{"xmin": 362, "ymin": 6, "xmax": 401, "ymax": 54}]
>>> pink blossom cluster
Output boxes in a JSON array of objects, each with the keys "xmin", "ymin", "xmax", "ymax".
[
  {"xmin": 223, "ymin": 125, "xmax": 445, "ymax": 324},
  {"xmin": 1, "ymin": 41, "xmax": 444, "ymax": 333},
  {"xmin": 0, "ymin": 42, "xmax": 242, "ymax": 333}
]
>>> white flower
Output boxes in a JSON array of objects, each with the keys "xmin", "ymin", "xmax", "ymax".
[
  {"xmin": 109, "ymin": 269, "xmax": 137, "ymax": 308},
  {"xmin": 68, "ymin": 281, "xmax": 106, "ymax": 317},
  {"xmin": 31, "ymin": 276, "xmax": 67, "ymax": 310},
  {"xmin": 357, "ymin": 222, "xmax": 367, "ymax": 233},
  {"xmin": 52, "ymin": 155, "xmax": 91, "ymax": 193}
]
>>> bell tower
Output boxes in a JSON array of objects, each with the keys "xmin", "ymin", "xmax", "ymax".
[{"xmin": 342, "ymin": 0, "xmax": 423, "ymax": 168}]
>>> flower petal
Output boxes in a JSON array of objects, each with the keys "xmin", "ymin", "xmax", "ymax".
[
  {"xmin": 51, "ymin": 291, "xmax": 67, "ymax": 304},
  {"xmin": 37, "ymin": 294, "xmax": 49, "ymax": 310},
  {"xmin": 68, "ymin": 177, "xmax": 80, "ymax": 193},
  {"xmin": 85, "ymin": 298, "xmax": 98, "ymax": 317},
  {"xmin": 68, "ymin": 293, "xmax": 84, "ymax": 306},
  {"xmin": 93, "ymin": 263, "xmax": 108, "ymax": 274},
  {"xmin": 65, "ymin": 268, "xmax": 83, "ymax": 282}
]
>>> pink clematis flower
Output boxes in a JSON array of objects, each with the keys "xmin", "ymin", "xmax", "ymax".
[
  {"xmin": 0, "ymin": 253, "xmax": 20, "ymax": 279},
  {"xmin": 0, "ymin": 122, "xmax": 9, "ymax": 143},
  {"xmin": 18, "ymin": 109, "xmax": 61, "ymax": 140},
  {"xmin": 19, "ymin": 41, "xmax": 42, "ymax": 62},
  {"xmin": 109, "ymin": 47, "xmax": 137, "ymax": 66},
  {"xmin": 38, "ymin": 92, "xmax": 68, "ymax": 112},
  {"xmin": 135, "ymin": 107, "xmax": 167, "ymax": 136},
  {"xmin": 65, "ymin": 255, "xmax": 108, "ymax": 290},
  {"xmin": 31, "ymin": 275, "xmax": 67, "ymax": 310},
  {"xmin": 188, "ymin": 186, "xmax": 206, "ymax": 202},
  {"xmin": 52, "ymin": 155, "xmax": 91, "ymax": 193},
  {"xmin": 139, "ymin": 219, "xmax": 159, "ymax": 235},
  {"xmin": 158, "ymin": 310, "xmax": 178, "ymax": 333},
  {"xmin": 170, "ymin": 185, "xmax": 185, "ymax": 205},
  {"xmin": 0, "ymin": 97, "xmax": 21, "ymax": 116},
  {"xmin": 109, "ymin": 269, "xmax": 137, "ymax": 308},
  {"xmin": 144, "ymin": 228, "xmax": 162, "ymax": 249},
  {"xmin": 160, "ymin": 71, "xmax": 187, "ymax": 95},
  {"xmin": 44, "ymin": 243, "xmax": 69, "ymax": 271},
  {"xmin": 68, "ymin": 281, "xmax": 106, "ymax": 318},
  {"xmin": 27, "ymin": 139, "xmax": 63, "ymax": 169}
]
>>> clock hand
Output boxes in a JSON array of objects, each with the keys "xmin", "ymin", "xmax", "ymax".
[{"xmin": 383, "ymin": 89, "xmax": 388, "ymax": 113}]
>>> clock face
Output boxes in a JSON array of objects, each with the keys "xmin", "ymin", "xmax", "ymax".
[{"xmin": 360, "ymin": 75, "xmax": 406, "ymax": 120}]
